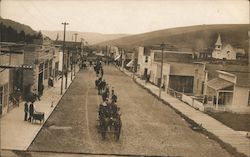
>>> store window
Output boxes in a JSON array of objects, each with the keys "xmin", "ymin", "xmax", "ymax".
[
  {"xmin": 39, "ymin": 63, "xmax": 44, "ymax": 73},
  {"xmin": 248, "ymin": 91, "xmax": 250, "ymax": 106},
  {"xmin": 0, "ymin": 84, "xmax": 8, "ymax": 109},
  {"xmin": 0, "ymin": 86, "xmax": 3, "ymax": 106},
  {"xmin": 44, "ymin": 61, "xmax": 49, "ymax": 80},
  {"xmin": 49, "ymin": 59, "xmax": 53, "ymax": 77}
]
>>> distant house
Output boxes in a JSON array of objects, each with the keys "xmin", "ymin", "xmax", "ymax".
[
  {"xmin": 150, "ymin": 60, "xmax": 170, "ymax": 88},
  {"xmin": 195, "ymin": 48, "xmax": 212, "ymax": 59},
  {"xmin": 212, "ymin": 34, "xmax": 245, "ymax": 60},
  {"xmin": 206, "ymin": 70, "xmax": 250, "ymax": 113},
  {"xmin": 109, "ymin": 46, "xmax": 119, "ymax": 58},
  {"xmin": 137, "ymin": 47, "xmax": 152, "ymax": 79}
]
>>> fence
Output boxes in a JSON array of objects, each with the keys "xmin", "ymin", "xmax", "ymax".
[
  {"xmin": 167, "ymin": 88, "xmax": 205, "ymax": 112},
  {"xmin": 167, "ymin": 88, "xmax": 182, "ymax": 100}
]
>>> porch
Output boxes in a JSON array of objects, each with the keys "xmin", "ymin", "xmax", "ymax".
[{"xmin": 206, "ymin": 77, "xmax": 234, "ymax": 111}]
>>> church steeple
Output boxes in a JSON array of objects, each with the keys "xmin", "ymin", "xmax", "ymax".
[{"xmin": 215, "ymin": 34, "xmax": 222, "ymax": 51}]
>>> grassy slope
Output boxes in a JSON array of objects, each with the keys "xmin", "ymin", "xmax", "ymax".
[{"xmin": 98, "ymin": 24, "xmax": 249, "ymax": 53}]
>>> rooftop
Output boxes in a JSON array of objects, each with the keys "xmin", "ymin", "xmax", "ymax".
[{"xmin": 230, "ymin": 71, "xmax": 250, "ymax": 87}]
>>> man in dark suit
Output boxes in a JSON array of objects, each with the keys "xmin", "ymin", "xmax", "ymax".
[
  {"xmin": 28, "ymin": 103, "xmax": 34, "ymax": 122},
  {"xmin": 24, "ymin": 102, "xmax": 29, "ymax": 121}
]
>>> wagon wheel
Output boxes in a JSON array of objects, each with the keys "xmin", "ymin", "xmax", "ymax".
[
  {"xmin": 100, "ymin": 119, "xmax": 107, "ymax": 140},
  {"xmin": 101, "ymin": 125, "xmax": 107, "ymax": 140},
  {"xmin": 115, "ymin": 125, "xmax": 121, "ymax": 141}
]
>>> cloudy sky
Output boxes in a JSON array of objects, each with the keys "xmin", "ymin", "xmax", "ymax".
[{"xmin": 1, "ymin": 0, "xmax": 249, "ymax": 34}]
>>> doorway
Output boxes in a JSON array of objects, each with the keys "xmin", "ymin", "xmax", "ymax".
[
  {"xmin": 38, "ymin": 72, "xmax": 43, "ymax": 94},
  {"xmin": 143, "ymin": 68, "xmax": 148, "ymax": 79}
]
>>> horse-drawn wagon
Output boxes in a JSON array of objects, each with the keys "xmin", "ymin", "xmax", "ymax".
[
  {"xmin": 32, "ymin": 111, "xmax": 45, "ymax": 124},
  {"xmin": 97, "ymin": 104, "xmax": 122, "ymax": 141}
]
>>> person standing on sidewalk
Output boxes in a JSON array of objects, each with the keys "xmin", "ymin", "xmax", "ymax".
[
  {"xmin": 24, "ymin": 102, "xmax": 29, "ymax": 121},
  {"xmin": 28, "ymin": 103, "xmax": 34, "ymax": 122},
  {"xmin": 48, "ymin": 77, "xmax": 54, "ymax": 88}
]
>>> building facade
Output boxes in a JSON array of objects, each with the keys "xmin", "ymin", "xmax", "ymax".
[
  {"xmin": 137, "ymin": 47, "xmax": 152, "ymax": 79},
  {"xmin": 22, "ymin": 41, "xmax": 61, "ymax": 98},
  {"xmin": 206, "ymin": 71, "xmax": 250, "ymax": 113},
  {"xmin": 0, "ymin": 43, "xmax": 26, "ymax": 115},
  {"xmin": 136, "ymin": 46, "xmax": 206, "ymax": 95}
]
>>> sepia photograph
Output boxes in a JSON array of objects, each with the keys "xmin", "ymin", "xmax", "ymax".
[{"xmin": 0, "ymin": 0, "xmax": 249, "ymax": 157}]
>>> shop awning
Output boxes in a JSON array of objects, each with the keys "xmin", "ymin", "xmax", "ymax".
[
  {"xmin": 206, "ymin": 78, "xmax": 233, "ymax": 91},
  {"xmin": 126, "ymin": 60, "xmax": 133, "ymax": 67},
  {"xmin": 114, "ymin": 54, "xmax": 121, "ymax": 61},
  {"xmin": 0, "ymin": 64, "xmax": 33, "ymax": 69}
]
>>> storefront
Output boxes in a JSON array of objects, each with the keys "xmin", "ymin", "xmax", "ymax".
[{"xmin": 0, "ymin": 69, "xmax": 10, "ymax": 116}]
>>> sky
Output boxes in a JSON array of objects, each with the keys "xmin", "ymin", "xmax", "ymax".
[{"xmin": 1, "ymin": 0, "xmax": 249, "ymax": 34}]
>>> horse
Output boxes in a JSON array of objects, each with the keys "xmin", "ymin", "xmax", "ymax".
[
  {"xmin": 109, "ymin": 114, "xmax": 122, "ymax": 141},
  {"xmin": 99, "ymin": 117, "xmax": 109, "ymax": 140}
]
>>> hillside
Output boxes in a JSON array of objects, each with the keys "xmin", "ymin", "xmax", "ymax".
[
  {"xmin": 97, "ymin": 24, "xmax": 249, "ymax": 53},
  {"xmin": 0, "ymin": 17, "xmax": 37, "ymax": 35},
  {"xmin": 0, "ymin": 17, "xmax": 42, "ymax": 43},
  {"xmin": 42, "ymin": 30, "xmax": 129, "ymax": 45}
]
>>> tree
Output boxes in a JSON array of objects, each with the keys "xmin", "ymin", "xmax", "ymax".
[
  {"xmin": 0, "ymin": 22, "xmax": 6, "ymax": 41},
  {"xmin": 7, "ymin": 26, "xmax": 18, "ymax": 42},
  {"xmin": 19, "ymin": 30, "xmax": 26, "ymax": 42}
]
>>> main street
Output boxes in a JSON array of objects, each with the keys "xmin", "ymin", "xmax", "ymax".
[{"xmin": 28, "ymin": 65, "xmax": 231, "ymax": 157}]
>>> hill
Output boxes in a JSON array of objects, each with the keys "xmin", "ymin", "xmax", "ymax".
[
  {"xmin": 0, "ymin": 17, "xmax": 37, "ymax": 35},
  {"xmin": 97, "ymin": 24, "xmax": 249, "ymax": 53},
  {"xmin": 42, "ymin": 30, "xmax": 129, "ymax": 45},
  {"xmin": 0, "ymin": 17, "xmax": 42, "ymax": 43}
]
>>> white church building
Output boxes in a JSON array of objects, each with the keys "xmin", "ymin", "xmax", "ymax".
[{"xmin": 212, "ymin": 34, "xmax": 245, "ymax": 60}]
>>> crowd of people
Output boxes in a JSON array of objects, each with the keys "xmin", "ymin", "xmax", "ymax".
[{"xmin": 93, "ymin": 60, "xmax": 120, "ymax": 120}]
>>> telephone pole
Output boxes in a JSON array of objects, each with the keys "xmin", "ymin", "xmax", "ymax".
[
  {"xmin": 80, "ymin": 38, "xmax": 84, "ymax": 64},
  {"xmin": 74, "ymin": 33, "xmax": 78, "ymax": 76},
  {"xmin": 61, "ymin": 22, "xmax": 69, "ymax": 94},
  {"xmin": 159, "ymin": 42, "xmax": 166, "ymax": 98}
]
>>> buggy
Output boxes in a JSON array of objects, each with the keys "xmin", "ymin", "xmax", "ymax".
[
  {"xmin": 98, "ymin": 106, "xmax": 122, "ymax": 141},
  {"xmin": 32, "ymin": 111, "xmax": 45, "ymax": 124}
]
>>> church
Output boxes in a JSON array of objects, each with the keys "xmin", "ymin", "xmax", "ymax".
[{"xmin": 212, "ymin": 34, "xmax": 245, "ymax": 60}]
